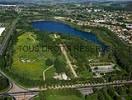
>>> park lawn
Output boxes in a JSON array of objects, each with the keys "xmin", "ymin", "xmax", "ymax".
[
  {"xmin": 12, "ymin": 61, "xmax": 44, "ymax": 80},
  {"xmin": 11, "ymin": 32, "xmax": 55, "ymax": 80},
  {"xmin": 86, "ymin": 94, "xmax": 98, "ymax": 100},
  {"xmin": 79, "ymin": 71, "xmax": 93, "ymax": 78},
  {"xmin": 33, "ymin": 89, "xmax": 83, "ymax": 100},
  {"xmin": 45, "ymin": 67, "xmax": 56, "ymax": 79},
  {"xmin": 45, "ymin": 95, "xmax": 82, "ymax": 100},
  {"xmin": 34, "ymin": 94, "xmax": 83, "ymax": 100}
]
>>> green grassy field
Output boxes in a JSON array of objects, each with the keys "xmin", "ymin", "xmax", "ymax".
[
  {"xmin": 35, "ymin": 95, "xmax": 82, "ymax": 100},
  {"xmin": 11, "ymin": 32, "xmax": 55, "ymax": 80},
  {"xmin": 33, "ymin": 89, "xmax": 83, "ymax": 100},
  {"xmin": 85, "ymin": 94, "xmax": 98, "ymax": 100}
]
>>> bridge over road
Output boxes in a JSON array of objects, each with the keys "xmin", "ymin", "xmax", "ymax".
[
  {"xmin": 0, "ymin": 80, "xmax": 132, "ymax": 100},
  {"xmin": 7, "ymin": 83, "xmax": 38, "ymax": 100},
  {"xmin": 0, "ymin": 66, "xmax": 132, "ymax": 100}
]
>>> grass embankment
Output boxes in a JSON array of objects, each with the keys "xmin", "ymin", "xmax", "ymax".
[
  {"xmin": 33, "ymin": 89, "xmax": 83, "ymax": 100},
  {"xmin": 0, "ymin": 56, "xmax": 10, "ymax": 93},
  {"xmin": 0, "ymin": 76, "xmax": 9, "ymax": 93}
]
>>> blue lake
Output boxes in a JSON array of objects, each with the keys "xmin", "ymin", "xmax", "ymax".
[{"xmin": 32, "ymin": 21, "xmax": 107, "ymax": 51}]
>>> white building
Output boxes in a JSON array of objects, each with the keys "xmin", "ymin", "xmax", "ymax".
[{"xmin": 0, "ymin": 27, "xmax": 5, "ymax": 36}]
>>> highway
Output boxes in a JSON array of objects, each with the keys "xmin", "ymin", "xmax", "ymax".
[
  {"xmin": 0, "ymin": 80, "xmax": 132, "ymax": 97},
  {"xmin": 0, "ymin": 18, "xmax": 18, "ymax": 55},
  {"xmin": 1, "ymin": 63, "xmax": 131, "ymax": 98},
  {"xmin": 1, "ymin": 91, "xmax": 39, "ymax": 96}
]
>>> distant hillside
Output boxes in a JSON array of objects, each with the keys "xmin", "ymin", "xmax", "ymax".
[
  {"xmin": 0, "ymin": 0, "xmax": 131, "ymax": 5},
  {"xmin": 0, "ymin": 0, "xmax": 84, "ymax": 4},
  {"xmin": 0, "ymin": 0, "xmax": 131, "ymax": 4}
]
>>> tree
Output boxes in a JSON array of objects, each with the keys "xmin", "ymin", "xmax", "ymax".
[
  {"xmin": 39, "ymin": 91, "xmax": 46, "ymax": 100},
  {"xmin": 0, "ymin": 76, "xmax": 9, "ymax": 91},
  {"xmin": 98, "ymin": 92, "xmax": 105, "ymax": 100},
  {"xmin": 45, "ymin": 58, "xmax": 54, "ymax": 66},
  {"xmin": 54, "ymin": 56, "xmax": 66, "ymax": 73}
]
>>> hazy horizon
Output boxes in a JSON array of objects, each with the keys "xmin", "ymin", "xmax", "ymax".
[
  {"xmin": 0, "ymin": 0, "xmax": 131, "ymax": 5},
  {"xmin": 0, "ymin": 0, "xmax": 132, "ymax": 2}
]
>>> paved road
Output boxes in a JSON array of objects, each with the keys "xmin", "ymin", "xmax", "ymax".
[
  {"xmin": 0, "ymin": 80, "xmax": 132, "ymax": 97},
  {"xmin": 43, "ymin": 65, "xmax": 54, "ymax": 81},
  {"xmin": 7, "ymin": 83, "xmax": 37, "ymax": 100},
  {"xmin": 0, "ymin": 67, "xmax": 37, "ymax": 100},
  {"xmin": 0, "ymin": 67, "xmax": 132, "ymax": 99}
]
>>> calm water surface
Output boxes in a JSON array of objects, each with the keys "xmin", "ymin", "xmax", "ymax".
[{"xmin": 32, "ymin": 21, "xmax": 107, "ymax": 51}]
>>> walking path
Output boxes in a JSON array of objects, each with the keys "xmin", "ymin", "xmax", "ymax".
[
  {"xmin": 54, "ymin": 34, "xmax": 78, "ymax": 78},
  {"xmin": 43, "ymin": 65, "xmax": 54, "ymax": 81}
]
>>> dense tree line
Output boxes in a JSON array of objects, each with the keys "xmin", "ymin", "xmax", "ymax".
[
  {"xmin": 0, "ymin": 75, "xmax": 9, "ymax": 92},
  {"xmin": 86, "ymin": 85, "xmax": 132, "ymax": 100},
  {"xmin": 0, "ymin": 96, "xmax": 13, "ymax": 100}
]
